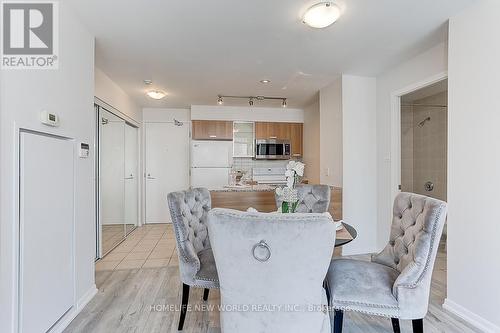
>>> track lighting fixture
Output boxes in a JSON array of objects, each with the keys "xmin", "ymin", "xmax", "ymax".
[{"xmin": 216, "ymin": 95, "xmax": 288, "ymax": 107}]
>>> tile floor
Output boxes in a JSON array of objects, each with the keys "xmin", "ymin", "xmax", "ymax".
[{"xmin": 96, "ymin": 224, "xmax": 177, "ymax": 271}]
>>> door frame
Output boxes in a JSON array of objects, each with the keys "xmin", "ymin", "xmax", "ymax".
[
  {"xmin": 142, "ymin": 121, "xmax": 191, "ymax": 225},
  {"xmin": 389, "ymin": 71, "xmax": 448, "ymax": 203}
]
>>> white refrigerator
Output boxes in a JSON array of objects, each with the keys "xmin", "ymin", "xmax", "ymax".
[{"xmin": 191, "ymin": 140, "xmax": 233, "ymax": 188}]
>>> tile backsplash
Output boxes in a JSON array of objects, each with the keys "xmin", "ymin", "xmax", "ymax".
[{"xmin": 232, "ymin": 157, "xmax": 292, "ymax": 179}]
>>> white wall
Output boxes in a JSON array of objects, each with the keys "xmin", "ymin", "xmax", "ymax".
[
  {"xmin": 341, "ymin": 75, "xmax": 378, "ymax": 255},
  {"xmin": 375, "ymin": 43, "xmax": 448, "ymax": 249},
  {"xmin": 302, "ymin": 98, "xmax": 321, "ymax": 183},
  {"xmin": 191, "ymin": 105, "xmax": 303, "ymax": 122},
  {"xmin": 319, "ymin": 78, "xmax": 343, "ymax": 186},
  {"xmin": 444, "ymin": 1, "xmax": 500, "ymax": 331},
  {"xmin": 95, "ymin": 67, "xmax": 142, "ymax": 123},
  {"xmin": 0, "ymin": 2, "xmax": 96, "ymax": 332},
  {"xmin": 143, "ymin": 108, "xmax": 191, "ymax": 122}
]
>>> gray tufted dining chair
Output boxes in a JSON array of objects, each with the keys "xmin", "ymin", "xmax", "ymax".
[
  {"xmin": 167, "ymin": 187, "xmax": 219, "ymax": 331},
  {"xmin": 325, "ymin": 192, "xmax": 447, "ymax": 333},
  {"xmin": 207, "ymin": 208, "xmax": 336, "ymax": 333},
  {"xmin": 275, "ymin": 184, "xmax": 331, "ymax": 213}
]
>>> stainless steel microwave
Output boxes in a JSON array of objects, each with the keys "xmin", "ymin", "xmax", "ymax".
[{"xmin": 255, "ymin": 139, "xmax": 291, "ymax": 160}]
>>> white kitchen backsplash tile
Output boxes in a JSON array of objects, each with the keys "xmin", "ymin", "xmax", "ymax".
[{"xmin": 232, "ymin": 157, "xmax": 300, "ymax": 179}]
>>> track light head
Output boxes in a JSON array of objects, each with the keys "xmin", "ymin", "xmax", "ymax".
[
  {"xmin": 249, "ymin": 98, "xmax": 254, "ymax": 106},
  {"xmin": 282, "ymin": 99, "xmax": 287, "ymax": 108},
  {"xmin": 217, "ymin": 96, "xmax": 223, "ymax": 105}
]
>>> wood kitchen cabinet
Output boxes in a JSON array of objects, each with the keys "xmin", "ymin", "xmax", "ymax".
[
  {"xmin": 290, "ymin": 123, "xmax": 303, "ymax": 157},
  {"xmin": 255, "ymin": 122, "xmax": 290, "ymax": 140},
  {"xmin": 192, "ymin": 120, "xmax": 233, "ymax": 140},
  {"xmin": 255, "ymin": 122, "xmax": 303, "ymax": 156}
]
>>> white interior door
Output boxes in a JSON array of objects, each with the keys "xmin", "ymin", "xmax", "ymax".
[
  {"xmin": 19, "ymin": 131, "xmax": 75, "ymax": 333},
  {"xmin": 124, "ymin": 123, "xmax": 138, "ymax": 234},
  {"xmin": 145, "ymin": 122, "xmax": 189, "ymax": 223}
]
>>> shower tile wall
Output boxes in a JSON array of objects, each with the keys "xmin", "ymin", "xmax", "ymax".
[
  {"xmin": 401, "ymin": 105, "xmax": 414, "ymax": 192},
  {"xmin": 401, "ymin": 91, "xmax": 447, "ymax": 201}
]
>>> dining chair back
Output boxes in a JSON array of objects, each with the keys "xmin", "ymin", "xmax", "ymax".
[
  {"xmin": 207, "ymin": 208, "xmax": 336, "ymax": 333},
  {"xmin": 275, "ymin": 184, "xmax": 331, "ymax": 213},
  {"xmin": 167, "ymin": 187, "xmax": 219, "ymax": 331}
]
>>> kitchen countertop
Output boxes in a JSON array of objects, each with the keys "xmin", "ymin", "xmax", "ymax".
[
  {"xmin": 209, "ymin": 184, "xmax": 341, "ymax": 192},
  {"xmin": 209, "ymin": 184, "xmax": 277, "ymax": 192}
]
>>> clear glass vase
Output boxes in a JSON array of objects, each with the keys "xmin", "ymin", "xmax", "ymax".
[{"xmin": 282, "ymin": 201, "xmax": 298, "ymax": 213}]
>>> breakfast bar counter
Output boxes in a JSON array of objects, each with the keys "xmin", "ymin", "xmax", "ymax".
[{"xmin": 210, "ymin": 185, "xmax": 343, "ymax": 220}]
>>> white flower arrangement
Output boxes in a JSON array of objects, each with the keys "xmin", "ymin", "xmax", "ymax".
[{"xmin": 275, "ymin": 160, "xmax": 305, "ymax": 213}]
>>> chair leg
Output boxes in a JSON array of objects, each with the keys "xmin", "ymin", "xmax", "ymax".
[
  {"xmin": 203, "ymin": 288, "xmax": 209, "ymax": 301},
  {"xmin": 323, "ymin": 280, "xmax": 331, "ymax": 305},
  {"xmin": 412, "ymin": 319, "xmax": 424, "ymax": 333},
  {"xmin": 178, "ymin": 283, "xmax": 190, "ymax": 331},
  {"xmin": 333, "ymin": 309, "xmax": 344, "ymax": 333},
  {"xmin": 391, "ymin": 318, "xmax": 401, "ymax": 333}
]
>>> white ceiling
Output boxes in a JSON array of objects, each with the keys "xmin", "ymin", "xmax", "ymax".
[{"xmin": 67, "ymin": 0, "xmax": 475, "ymax": 108}]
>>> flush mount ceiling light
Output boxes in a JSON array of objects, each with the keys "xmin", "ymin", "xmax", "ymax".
[
  {"xmin": 146, "ymin": 90, "xmax": 167, "ymax": 100},
  {"xmin": 303, "ymin": 2, "xmax": 341, "ymax": 28},
  {"xmin": 259, "ymin": 79, "xmax": 271, "ymax": 84}
]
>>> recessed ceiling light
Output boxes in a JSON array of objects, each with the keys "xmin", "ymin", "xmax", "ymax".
[
  {"xmin": 260, "ymin": 79, "xmax": 271, "ymax": 84},
  {"xmin": 143, "ymin": 79, "xmax": 153, "ymax": 85},
  {"xmin": 303, "ymin": 2, "xmax": 341, "ymax": 29},
  {"xmin": 146, "ymin": 90, "xmax": 166, "ymax": 100}
]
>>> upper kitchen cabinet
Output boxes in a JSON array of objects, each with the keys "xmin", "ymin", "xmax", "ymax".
[
  {"xmin": 233, "ymin": 122, "xmax": 255, "ymax": 157},
  {"xmin": 255, "ymin": 122, "xmax": 303, "ymax": 157},
  {"xmin": 192, "ymin": 120, "xmax": 233, "ymax": 140},
  {"xmin": 290, "ymin": 123, "xmax": 303, "ymax": 157},
  {"xmin": 255, "ymin": 122, "xmax": 290, "ymax": 140}
]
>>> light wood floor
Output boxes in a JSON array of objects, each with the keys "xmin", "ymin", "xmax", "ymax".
[{"xmin": 65, "ymin": 227, "xmax": 479, "ymax": 333}]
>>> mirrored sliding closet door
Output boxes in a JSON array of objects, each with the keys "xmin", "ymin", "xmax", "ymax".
[{"xmin": 97, "ymin": 105, "xmax": 139, "ymax": 258}]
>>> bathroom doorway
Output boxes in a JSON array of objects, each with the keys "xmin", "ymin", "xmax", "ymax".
[{"xmin": 400, "ymin": 79, "xmax": 448, "ymax": 203}]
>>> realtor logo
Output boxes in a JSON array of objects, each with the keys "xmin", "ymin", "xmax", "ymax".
[{"xmin": 1, "ymin": 1, "xmax": 58, "ymax": 69}]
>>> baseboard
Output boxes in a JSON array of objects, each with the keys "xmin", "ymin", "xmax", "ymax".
[
  {"xmin": 48, "ymin": 285, "xmax": 98, "ymax": 333},
  {"xmin": 77, "ymin": 284, "xmax": 98, "ymax": 310},
  {"xmin": 443, "ymin": 298, "xmax": 500, "ymax": 333}
]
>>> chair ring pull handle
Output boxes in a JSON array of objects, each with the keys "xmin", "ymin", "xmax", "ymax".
[{"xmin": 252, "ymin": 240, "xmax": 271, "ymax": 262}]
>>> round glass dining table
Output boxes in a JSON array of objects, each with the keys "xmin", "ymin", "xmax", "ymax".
[{"xmin": 334, "ymin": 222, "xmax": 357, "ymax": 247}]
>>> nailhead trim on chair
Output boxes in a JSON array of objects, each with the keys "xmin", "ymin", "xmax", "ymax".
[
  {"xmin": 332, "ymin": 299, "xmax": 399, "ymax": 310},
  {"xmin": 212, "ymin": 209, "xmax": 334, "ymax": 222}
]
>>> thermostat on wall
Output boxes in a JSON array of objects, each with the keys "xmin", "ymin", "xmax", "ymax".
[
  {"xmin": 40, "ymin": 110, "xmax": 60, "ymax": 127},
  {"xmin": 79, "ymin": 143, "xmax": 90, "ymax": 158}
]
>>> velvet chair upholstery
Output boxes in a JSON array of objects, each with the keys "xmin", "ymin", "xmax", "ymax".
[
  {"xmin": 326, "ymin": 192, "xmax": 447, "ymax": 333},
  {"xmin": 275, "ymin": 184, "xmax": 331, "ymax": 213},
  {"xmin": 207, "ymin": 208, "xmax": 336, "ymax": 333},
  {"xmin": 167, "ymin": 187, "xmax": 219, "ymax": 331}
]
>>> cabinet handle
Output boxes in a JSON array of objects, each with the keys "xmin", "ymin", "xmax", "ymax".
[
  {"xmin": 269, "ymin": 136, "xmax": 277, "ymax": 139},
  {"xmin": 292, "ymin": 154, "xmax": 301, "ymax": 157},
  {"xmin": 209, "ymin": 135, "xmax": 217, "ymax": 138}
]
